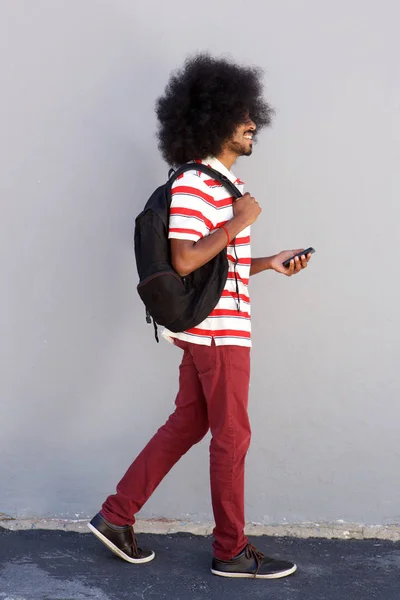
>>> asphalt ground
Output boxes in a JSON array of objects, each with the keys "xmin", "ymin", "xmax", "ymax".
[{"xmin": 1, "ymin": 527, "xmax": 400, "ymax": 600}]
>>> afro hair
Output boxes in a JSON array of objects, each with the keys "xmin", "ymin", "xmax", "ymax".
[{"xmin": 155, "ymin": 53, "xmax": 274, "ymax": 166}]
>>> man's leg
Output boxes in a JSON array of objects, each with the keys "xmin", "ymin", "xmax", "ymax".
[
  {"xmin": 187, "ymin": 342, "xmax": 297, "ymax": 579},
  {"xmin": 89, "ymin": 340, "xmax": 209, "ymax": 563},
  {"xmin": 101, "ymin": 340, "xmax": 209, "ymax": 525},
  {"xmin": 189, "ymin": 342, "xmax": 251, "ymax": 560}
]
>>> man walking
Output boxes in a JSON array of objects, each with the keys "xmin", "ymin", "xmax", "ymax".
[{"xmin": 88, "ymin": 53, "xmax": 312, "ymax": 579}]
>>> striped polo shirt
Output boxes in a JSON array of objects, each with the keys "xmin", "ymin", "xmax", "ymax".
[{"xmin": 162, "ymin": 156, "xmax": 252, "ymax": 347}]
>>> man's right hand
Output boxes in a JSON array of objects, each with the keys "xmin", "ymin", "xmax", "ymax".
[{"xmin": 233, "ymin": 192, "xmax": 262, "ymax": 227}]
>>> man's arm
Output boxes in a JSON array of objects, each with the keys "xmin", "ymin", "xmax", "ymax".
[
  {"xmin": 250, "ymin": 251, "xmax": 312, "ymax": 277},
  {"xmin": 171, "ymin": 217, "xmax": 245, "ymax": 277},
  {"xmin": 250, "ymin": 256, "xmax": 274, "ymax": 276},
  {"xmin": 171, "ymin": 193, "xmax": 260, "ymax": 277}
]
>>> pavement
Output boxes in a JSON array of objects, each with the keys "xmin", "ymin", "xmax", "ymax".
[{"xmin": 1, "ymin": 526, "xmax": 400, "ymax": 600}]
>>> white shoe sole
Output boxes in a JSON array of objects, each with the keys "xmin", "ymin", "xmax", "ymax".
[
  {"xmin": 87, "ymin": 522, "xmax": 155, "ymax": 564},
  {"xmin": 211, "ymin": 563, "xmax": 297, "ymax": 579}
]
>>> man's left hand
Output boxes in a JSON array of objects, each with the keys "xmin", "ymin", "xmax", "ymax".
[{"xmin": 270, "ymin": 249, "xmax": 312, "ymax": 276}]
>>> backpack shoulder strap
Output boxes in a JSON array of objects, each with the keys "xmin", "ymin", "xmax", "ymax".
[{"xmin": 168, "ymin": 163, "xmax": 243, "ymax": 199}]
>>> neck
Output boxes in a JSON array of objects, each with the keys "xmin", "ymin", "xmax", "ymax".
[{"xmin": 215, "ymin": 149, "xmax": 238, "ymax": 171}]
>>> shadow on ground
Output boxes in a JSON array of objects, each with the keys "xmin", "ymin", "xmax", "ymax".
[{"xmin": 1, "ymin": 527, "xmax": 400, "ymax": 599}]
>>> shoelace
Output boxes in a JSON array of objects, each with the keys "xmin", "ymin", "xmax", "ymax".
[
  {"xmin": 129, "ymin": 528, "xmax": 140, "ymax": 557},
  {"xmin": 245, "ymin": 543, "xmax": 265, "ymax": 577}
]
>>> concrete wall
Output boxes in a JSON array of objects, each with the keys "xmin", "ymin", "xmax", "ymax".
[{"xmin": 1, "ymin": 0, "xmax": 399, "ymax": 526}]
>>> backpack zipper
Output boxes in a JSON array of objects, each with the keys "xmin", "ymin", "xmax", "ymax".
[{"xmin": 138, "ymin": 270, "xmax": 182, "ymax": 288}]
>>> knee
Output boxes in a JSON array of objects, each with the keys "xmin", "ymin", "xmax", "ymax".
[
  {"xmin": 240, "ymin": 428, "xmax": 251, "ymax": 454},
  {"xmin": 234, "ymin": 421, "xmax": 251, "ymax": 456},
  {"xmin": 166, "ymin": 410, "xmax": 209, "ymax": 445},
  {"xmin": 212, "ymin": 422, "xmax": 251, "ymax": 456}
]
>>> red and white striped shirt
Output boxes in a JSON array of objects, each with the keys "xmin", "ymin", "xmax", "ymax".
[{"xmin": 162, "ymin": 157, "xmax": 252, "ymax": 347}]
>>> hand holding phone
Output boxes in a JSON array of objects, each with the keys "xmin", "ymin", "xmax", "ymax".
[{"xmin": 282, "ymin": 247, "xmax": 315, "ymax": 269}]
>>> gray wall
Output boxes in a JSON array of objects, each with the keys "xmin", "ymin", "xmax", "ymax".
[{"xmin": 1, "ymin": 0, "xmax": 399, "ymax": 526}]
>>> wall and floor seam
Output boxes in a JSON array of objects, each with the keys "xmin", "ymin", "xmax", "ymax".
[{"xmin": 1, "ymin": 517, "xmax": 399, "ymax": 541}]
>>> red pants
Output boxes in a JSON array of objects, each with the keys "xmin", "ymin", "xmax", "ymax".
[{"xmin": 101, "ymin": 340, "xmax": 251, "ymax": 560}]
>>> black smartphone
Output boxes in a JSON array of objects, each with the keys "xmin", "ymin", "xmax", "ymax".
[{"xmin": 282, "ymin": 247, "xmax": 315, "ymax": 269}]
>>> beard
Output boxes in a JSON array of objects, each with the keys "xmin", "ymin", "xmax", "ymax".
[{"xmin": 226, "ymin": 138, "xmax": 253, "ymax": 157}]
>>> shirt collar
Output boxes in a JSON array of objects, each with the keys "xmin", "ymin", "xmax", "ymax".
[{"xmin": 201, "ymin": 156, "xmax": 245, "ymax": 185}]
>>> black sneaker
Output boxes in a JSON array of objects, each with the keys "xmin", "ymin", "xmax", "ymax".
[
  {"xmin": 211, "ymin": 543, "xmax": 297, "ymax": 579},
  {"xmin": 88, "ymin": 513, "xmax": 155, "ymax": 564}
]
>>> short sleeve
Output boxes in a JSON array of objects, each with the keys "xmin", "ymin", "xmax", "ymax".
[{"xmin": 168, "ymin": 173, "xmax": 218, "ymax": 242}]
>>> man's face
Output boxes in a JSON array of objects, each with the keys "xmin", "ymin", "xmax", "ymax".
[{"xmin": 225, "ymin": 117, "xmax": 257, "ymax": 157}]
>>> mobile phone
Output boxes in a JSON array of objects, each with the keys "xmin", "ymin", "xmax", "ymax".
[{"xmin": 282, "ymin": 247, "xmax": 315, "ymax": 269}]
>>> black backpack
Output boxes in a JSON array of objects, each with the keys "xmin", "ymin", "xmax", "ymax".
[{"xmin": 134, "ymin": 163, "xmax": 242, "ymax": 341}]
